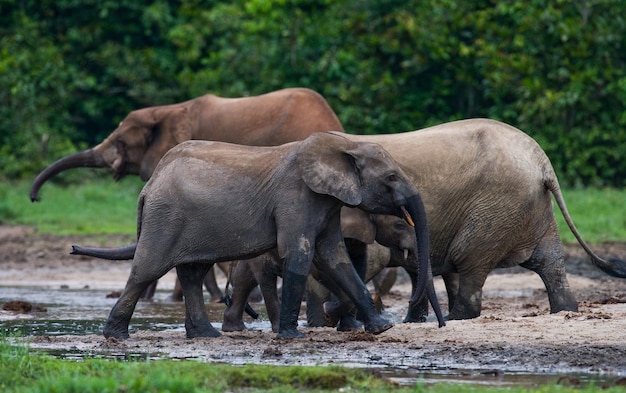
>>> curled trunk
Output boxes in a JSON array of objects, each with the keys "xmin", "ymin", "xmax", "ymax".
[{"xmin": 30, "ymin": 149, "xmax": 105, "ymax": 202}]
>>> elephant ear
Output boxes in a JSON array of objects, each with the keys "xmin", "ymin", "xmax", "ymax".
[
  {"xmin": 296, "ymin": 132, "xmax": 362, "ymax": 206},
  {"xmin": 140, "ymin": 105, "xmax": 192, "ymax": 180}
]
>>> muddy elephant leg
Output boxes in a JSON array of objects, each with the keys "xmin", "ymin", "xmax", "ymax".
[
  {"xmin": 403, "ymin": 269, "xmax": 428, "ymax": 323},
  {"xmin": 313, "ymin": 236, "xmax": 392, "ymax": 335},
  {"xmin": 253, "ymin": 254, "xmax": 283, "ymax": 332},
  {"xmin": 521, "ymin": 221, "xmax": 578, "ymax": 313},
  {"xmin": 203, "ymin": 266, "xmax": 224, "ymax": 302},
  {"xmin": 140, "ymin": 281, "xmax": 157, "ymax": 300},
  {"xmin": 448, "ymin": 266, "xmax": 488, "ymax": 320},
  {"xmin": 177, "ymin": 263, "xmax": 221, "ymax": 338},
  {"xmin": 305, "ymin": 277, "xmax": 332, "ymax": 327},
  {"xmin": 222, "ymin": 262, "xmax": 258, "ymax": 332},
  {"xmin": 170, "ymin": 278, "xmax": 184, "ymax": 302},
  {"xmin": 305, "ymin": 238, "xmax": 369, "ymax": 328},
  {"xmin": 104, "ymin": 262, "xmax": 170, "ymax": 339},
  {"xmin": 318, "ymin": 238, "xmax": 370, "ymax": 331},
  {"xmin": 442, "ymin": 272, "xmax": 459, "ymax": 312},
  {"xmin": 372, "ymin": 267, "xmax": 398, "ymax": 298}
]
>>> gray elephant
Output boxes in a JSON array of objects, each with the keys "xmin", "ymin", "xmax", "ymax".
[
  {"xmin": 30, "ymin": 87, "xmax": 344, "ymax": 300},
  {"xmin": 221, "ymin": 212, "xmax": 444, "ymax": 333},
  {"xmin": 331, "ymin": 119, "xmax": 626, "ymax": 320},
  {"xmin": 72, "ymin": 132, "xmax": 440, "ymax": 339}
]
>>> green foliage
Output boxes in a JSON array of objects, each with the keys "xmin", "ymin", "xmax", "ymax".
[{"xmin": 1, "ymin": 0, "xmax": 625, "ymax": 187}]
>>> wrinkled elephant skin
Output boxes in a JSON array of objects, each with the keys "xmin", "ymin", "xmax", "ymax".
[{"xmin": 72, "ymin": 132, "xmax": 439, "ymax": 339}]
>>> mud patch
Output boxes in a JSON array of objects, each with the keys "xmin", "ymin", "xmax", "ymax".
[{"xmin": 2, "ymin": 225, "xmax": 626, "ymax": 386}]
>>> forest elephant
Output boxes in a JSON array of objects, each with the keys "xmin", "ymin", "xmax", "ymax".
[
  {"xmin": 331, "ymin": 119, "xmax": 626, "ymax": 321},
  {"xmin": 221, "ymin": 211, "xmax": 444, "ymax": 333},
  {"xmin": 306, "ymin": 211, "xmax": 438, "ymax": 329},
  {"xmin": 71, "ymin": 132, "xmax": 441, "ymax": 339},
  {"xmin": 30, "ymin": 87, "xmax": 345, "ymax": 300}
]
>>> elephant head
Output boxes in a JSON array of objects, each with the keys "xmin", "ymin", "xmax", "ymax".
[
  {"xmin": 295, "ymin": 133, "xmax": 434, "ymax": 309},
  {"xmin": 30, "ymin": 104, "xmax": 192, "ymax": 201}
]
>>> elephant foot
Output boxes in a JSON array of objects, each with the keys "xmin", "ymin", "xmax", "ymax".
[
  {"xmin": 185, "ymin": 325, "xmax": 222, "ymax": 339},
  {"xmin": 364, "ymin": 316, "xmax": 393, "ymax": 335},
  {"xmin": 322, "ymin": 301, "xmax": 342, "ymax": 327},
  {"xmin": 336, "ymin": 316, "xmax": 363, "ymax": 332},
  {"xmin": 221, "ymin": 321, "xmax": 246, "ymax": 332},
  {"xmin": 276, "ymin": 328, "xmax": 306, "ymax": 339},
  {"xmin": 447, "ymin": 305, "xmax": 481, "ymax": 320},
  {"xmin": 103, "ymin": 321, "xmax": 130, "ymax": 340},
  {"xmin": 403, "ymin": 315, "xmax": 427, "ymax": 323}
]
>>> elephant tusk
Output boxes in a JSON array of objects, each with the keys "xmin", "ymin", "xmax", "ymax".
[
  {"xmin": 403, "ymin": 248, "xmax": 409, "ymax": 260},
  {"xmin": 400, "ymin": 206, "xmax": 415, "ymax": 227}
]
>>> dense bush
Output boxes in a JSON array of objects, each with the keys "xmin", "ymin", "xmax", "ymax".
[{"xmin": 1, "ymin": 0, "xmax": 624, "ymax": 186}]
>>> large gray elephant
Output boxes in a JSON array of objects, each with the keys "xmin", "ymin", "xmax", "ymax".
[
  {"xmin": 221, "ymin": 212, "xmax": 444, "ymax": 333},
  {"xmin": 30, "ymin": 87, "xmax": 344, "ymax": 300},
  {"xmin": 72, "ymin": 132, "xmax": 440, "ymax": 339},
  {"xmin": 331, "ymin": 119, "xmax": 626, "ymax": 320}
]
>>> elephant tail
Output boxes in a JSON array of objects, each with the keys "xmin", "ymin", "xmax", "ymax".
[
  {"xmin": 546, "ymin": 178, "xmax": 626, "ymax": 278},
  {"xmin": 71, "ymin": 243, "xmax": 137, "ymax": 260}
]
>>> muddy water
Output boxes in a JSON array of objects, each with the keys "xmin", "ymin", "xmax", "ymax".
[{"xmin": 0, "ymin": 285, "xmax": 617, "ymax": 388}]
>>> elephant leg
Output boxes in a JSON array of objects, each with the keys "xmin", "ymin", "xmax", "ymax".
[
  {"xmin": 169, "ymin": 278, "xmax": 184, "ymax": 302},
  {"xmin": 320, "ymin": 238, "xmax": 368, "ymax": 330},
  {"xmin": 448, "ymin": 266, "xmax": 488, "ymax": 320},
  {"xmin": 521, "ymin": 220, "xmax": 578, "ymax": 313},
  {"xmin": 403, "ymin": 269, "xmax": 428, "ymax": 323},
  {"xmin": 177, "ymin": 263, "xmax": 221, "ymax": 338},
  {"xmin": 277, "ymin": 248, "xmax": 315, "ymax": 339},
  {"xmin": 372, "ymin": 268, "xmax": 397, "ymax": 313},
  {"xmin": 305, "ymin": 277, "xmax": 332, "ymax": 327},
  {"xmin": 140, "ymin": 281, "xmax": 158, "ymax": 300},
  {"xmin": 442, "ymin": 272, "xmax": 459, "ymax": 312},
  {"xmin": 251, "ymin": 252, "xmax": 284, "ymax": 332},
  {"xmin": 313, "ymin": 233, "xmax": 392, "ymax": 335},
  {"xmin": 104, "ymin": 263, "xmax": 170, "ymax": 339},
  {"xmin": 222, "ymin": 262, "xmax": 258, "ymax": 332},
  {"xmin": 203, "ymin": 266, "xmax": 224, "ymax": 303}
]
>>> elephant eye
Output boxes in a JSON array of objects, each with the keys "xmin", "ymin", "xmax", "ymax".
[{"xmin": 388, "ymin": 174, "xmax": 398, "ymax": 182}]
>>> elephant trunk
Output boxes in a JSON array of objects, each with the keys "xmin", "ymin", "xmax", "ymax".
[
  {"xmin": 403, "ymin": 194, "xmax": 445, "ymax": 327},
  {"xmin": 30, "ymin": 149, "xmax": 105, "ymax": 202}
]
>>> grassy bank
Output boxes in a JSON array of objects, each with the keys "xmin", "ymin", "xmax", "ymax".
[
  {"xmin": 1, "ymin": 180, "xmax": 624, "ymax": 242},
  {"xmin": 0, "ymin": 338, "xmax": 621, "ymax": 393}
]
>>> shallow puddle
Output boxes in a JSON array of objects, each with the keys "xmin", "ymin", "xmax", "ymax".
[
  {"xmin": 0, "ymin": 285, "xmax": 618, "ymax": 388},
  {"xmin": 0, "ymin": 285, "xmax": 272, "ymax": 336}
]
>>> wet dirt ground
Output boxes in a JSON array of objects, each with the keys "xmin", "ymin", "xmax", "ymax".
[{"xmin": 2, "ymin": 224, "xmax": 626, "ymax": 386}]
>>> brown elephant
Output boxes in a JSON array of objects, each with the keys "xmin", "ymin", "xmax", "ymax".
[
  {"xmin": 332, "ymin": 119, "xmax": 626, "ymax": 320},
  {"xmin": 30, "ymin": 87, "xmax": 344, "ymax": 199},
  {"xmin": 30, "ymin": 87, "xmax": 344, "ymax": 300}
]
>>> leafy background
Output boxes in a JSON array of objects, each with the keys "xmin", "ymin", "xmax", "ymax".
[{"xmin": 1, "ymin": 0, "xmax": 625, "ymax": 187}]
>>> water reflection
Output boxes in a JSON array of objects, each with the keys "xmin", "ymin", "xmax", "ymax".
[{"xmin": 0, "ymin": 285, "xmax": 272, "ymax": 336}]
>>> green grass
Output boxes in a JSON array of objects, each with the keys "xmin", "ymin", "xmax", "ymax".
[
  {"xmin": 555, "ymin": 188, "xmax": 626, "ymax": 243},
  {"xmin": 0, "ymin": 180, "xmax": 624, "ymax": 243},
  {"xmin": 1, "ymin": 338, "xmax": 623, "ymax": 393},
  {"xmin": 0, "ymin": 177, "xmax": 142, "ymax": 235}
]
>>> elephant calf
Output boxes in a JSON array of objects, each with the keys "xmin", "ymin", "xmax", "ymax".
[
  {"xmin": 222, "ymin": 213, "xmax": 445, "ymax": 333},
  {"xmin": 73, "ymin": 132, "xmax": 441, "ymax": 339}
]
